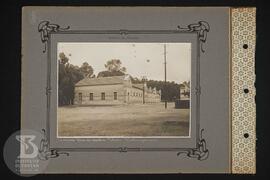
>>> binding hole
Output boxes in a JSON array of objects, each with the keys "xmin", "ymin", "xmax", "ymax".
[
  {"xmin": 244, "ymin": 133, "xmax": 249, "ymax": 138},
  {"xmin": 244, "ymin": 88, "xmax": 249, "ymax": 94}
]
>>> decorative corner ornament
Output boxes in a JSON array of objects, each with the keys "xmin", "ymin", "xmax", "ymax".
[
  {"xmin": 177, "ymin": 21, "xmax": 210, "ymax": 53},
  {"xmin": 38, "ymin": 129, "xmax": 69, "ymax": 160},
  {"xmin": 38, "ymin": 21, "xmax": 70, "ymax": 53},
  {"xmin": 177, "ymin": 129, "xmax": 209, "ymax": 160}
]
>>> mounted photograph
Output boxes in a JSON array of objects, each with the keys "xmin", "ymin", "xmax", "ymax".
[
  {"xmin": 57, "ymin": 42, "xmax": 191, "ymax": 137},
  {"xmin": 21, "ymin": 7, "xmax": 257, "ymax": 173}
]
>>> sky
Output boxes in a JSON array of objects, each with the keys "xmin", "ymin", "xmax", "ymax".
[{"xmin": 57, "ymin": 42, "xmax": 191, "ymax": 84}]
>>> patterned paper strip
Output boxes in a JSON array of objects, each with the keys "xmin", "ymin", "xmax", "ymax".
[{"xmin": 231, "ymin": 8, "xmax": 256, "ymax": 174}]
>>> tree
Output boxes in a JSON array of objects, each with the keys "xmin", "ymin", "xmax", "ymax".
[
  {"xmin": 97, "ymin": 59, "xmax": 126, "ymax": 77},
  {"xmin": 59, "ymin": 52, "xmax": 69, "ymax": 65},
  {"xmin": 58, "ymin": 56, "xmax": 70, "ymax": 106},
  {"xmin": 104, "ymin": 59, "xmax": 126, "ymax": 73},
  {"xmin": 58, "ymin": 52, "xmax": 91, "ymax": 106},
  {"xmin": 97, "ymin": 70, "xmax": 125, "ymax": 78},
  {"xmin": 79, "ymin": 62, "xmax": 94, "ymax": 78}
]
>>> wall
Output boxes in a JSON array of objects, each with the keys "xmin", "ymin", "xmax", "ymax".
[
  {"xmin": 145, "ymin": 92, "xmax": 161, "ymax": 103},
  {"xmin": 125, "ymin": 87, "xmax": 144, "ymax": 104},
  {"xmin": 74, "ymin": 84, "xmax": 125, "ymax": 105},
  {"xmin": 74, "ymin": 84, "xmax": 161, "ymax": 105}
]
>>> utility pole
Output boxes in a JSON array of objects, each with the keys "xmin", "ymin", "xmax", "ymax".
[
  {"xmin": 142, "ymin": 76, "xmax": 146, "ymax": 104},
  {"xmin": 164, "ymin": 44, "xmax": 167, "ymax": 109}
]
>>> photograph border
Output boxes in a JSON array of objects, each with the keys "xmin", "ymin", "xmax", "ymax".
[{"xmin": 37, "ymin": 20, "xmax": 210, "ymax": 161}]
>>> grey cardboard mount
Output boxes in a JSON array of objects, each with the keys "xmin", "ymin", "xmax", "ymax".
[{"xmin": 22, "ymin": 7, "xmax": 230, "ymax": 173}]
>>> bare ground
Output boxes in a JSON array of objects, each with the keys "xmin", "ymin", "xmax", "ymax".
[{"xmin": 58, "ymin": 102, "xmax": 189, "ymax": 137}]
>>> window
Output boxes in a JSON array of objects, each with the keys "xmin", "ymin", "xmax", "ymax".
[
  {"xmin": 101, "ymin": 92, "xmax": 105, "ymax": 100},
  {"xmin": 89, "ymin": 93, "xmax": 93, "ymax": 101},
  {"xmin": 78, "ymin": 93, "xmax": 82, "ymax": 101},
  {"xmin": 114, "ymin": 92, "xmax": 117, "ymax": 100}
]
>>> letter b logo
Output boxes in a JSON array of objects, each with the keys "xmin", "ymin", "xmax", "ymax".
[{"xmin": 16, "ymin": 135, "xmax": 38, "ymax": 159}]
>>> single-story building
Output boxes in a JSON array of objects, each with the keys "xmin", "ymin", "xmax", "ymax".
[
  {"xmin": 74, "ymin": 75, "xmax": 161, "ymax": 105},
  {"xmin": 175, "ymin": 81, "xmax": 190, "ymax": 109},
  {"xmin": 179, "ymin": 81, "xmax": 190, "ymax": 100}
]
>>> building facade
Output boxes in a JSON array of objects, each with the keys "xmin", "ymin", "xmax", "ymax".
[
  {"xmin": 74, "ymin": 75, "xmax": 161, "ymax": 105},
  {"xmin": 175, "ymin": 81, "xmax": 190, "ymax": 109},
  {"xmin": 179, "ymin": 81, "xmax": 190, "ymax": 100}
]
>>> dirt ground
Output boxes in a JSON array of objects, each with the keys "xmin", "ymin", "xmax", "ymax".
[{"xmin": 58, "ymin": 102, "xmax": 190, "ymax": 137}]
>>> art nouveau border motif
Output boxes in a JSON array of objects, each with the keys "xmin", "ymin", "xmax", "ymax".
[
  {"xmin": 231, "ymin": 8, "xmax": 256, "ymax": 174},
  {"xmin": 37, "ymin": 21, "xmax": 210, "ymax": 161}
]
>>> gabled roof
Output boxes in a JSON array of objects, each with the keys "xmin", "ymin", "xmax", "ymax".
[{"xmin": 75, "ymin": 75, "xmax": 127, "ymax": 86}]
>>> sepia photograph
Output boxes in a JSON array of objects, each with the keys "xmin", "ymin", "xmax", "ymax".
[{"xmin": 57, "ymin": 42, "xmax": 191, "ymax": 137}]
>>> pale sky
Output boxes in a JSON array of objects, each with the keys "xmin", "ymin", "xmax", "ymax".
[{"xmin": 57, "ymin": 42, "xmax": 191, "ymax": 84}]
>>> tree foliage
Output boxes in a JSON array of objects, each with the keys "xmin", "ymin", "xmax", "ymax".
[
  {"xmin": 58, "ymin": 53, "xmax": 93, "ymax": 106},
  {"xmin": 80, "ymin": 62, "xmax": 94, "ymax": 78},
  {"xmin": 97, "ymin": 70, "xmax": 125, "ymax": 78},
  {"xmin": 104, "ymin": 59, "xmax": 126, "ymax": 72},
  {"xmin": 97, "ymin": 59, "xmax": 127, "ymax": 77}
]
